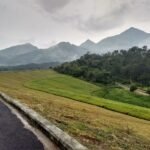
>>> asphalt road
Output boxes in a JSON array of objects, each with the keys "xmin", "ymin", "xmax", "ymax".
[{"xmin": 0, "ymin": 100, "xmax": 45, "ymax": 150}]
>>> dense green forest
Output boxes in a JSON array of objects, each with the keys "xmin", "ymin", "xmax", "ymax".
[{"xmin": 54, "ymin": 46, "xmax": 150, "ymax": 86}]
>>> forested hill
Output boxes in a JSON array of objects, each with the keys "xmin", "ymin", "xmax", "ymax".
[{"xmin": 54, "ymin": 46, "xmax": 150, "ymax": 86}]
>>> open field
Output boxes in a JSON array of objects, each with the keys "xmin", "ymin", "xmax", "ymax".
[
  {"xmin": 0, "ymin": 70, "xmax": 150, "ymax": 149},
  {"xmin": 94, "ymin": 85, "xmax": 150, "ymax": 108},
  {"xmin": 25, "ymin": 72, "xmax": 150, "ymax": 120}
]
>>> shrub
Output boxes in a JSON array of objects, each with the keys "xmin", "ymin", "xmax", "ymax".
[
  {"xmin": 146, "ymin": 88, "xmax": 150, "ymax": 94},
  {"xmin": 130, "ymin": 85, "xmax": 137, "ymax": 92}
]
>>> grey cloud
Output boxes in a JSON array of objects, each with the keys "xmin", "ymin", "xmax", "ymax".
[
  {"xmin": 41, "ymin": 0, "xmax": 129, "ymax": 32},
  {"xmin": 78, "ymin": 2, "xmax": 129, "ymax": 32},
  {"xmin": 37, "ymin": 0, "xmax": 70, "ymax": 13},
  {"xmin": 45, "ymin": 0, "xmax": 150, "ymax": 32},
  {"xmin": 1, "ymin": 0, "xmax": 150, "ymax": 49}
]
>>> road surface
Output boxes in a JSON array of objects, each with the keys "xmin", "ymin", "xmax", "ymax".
[{"xmin": 0, "ymin": 99, "xmax": 58, "ymax": 150}]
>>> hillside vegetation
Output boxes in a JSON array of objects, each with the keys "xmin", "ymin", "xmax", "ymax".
[
  {"xmin": 0, "ymin": 70, "xmax": 149, "ymax": 149},
  {"xmin": 55, "ymin": 46, "xmax": 150, "ymax": 86}
]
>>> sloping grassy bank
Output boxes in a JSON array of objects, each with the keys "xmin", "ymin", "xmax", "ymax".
[
  {"xmin": 0, "ymin": 70, "xmax": 149, "ymax": 150},
  {"xmin": 25, "ymin": 74, "xmax": 150, "ymax": 121}
]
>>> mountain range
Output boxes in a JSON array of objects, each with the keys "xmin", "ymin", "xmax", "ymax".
[
  {"xmin": 81, "ymin": 27, "xmax": 150, "ymax": 53},
  {"xmin": 0, "ymin": 42, "xmax": 87, "ymax": 66},
  {"xmin": 0, "ymin": 27, "xmax": 150, "ymax": 66}
]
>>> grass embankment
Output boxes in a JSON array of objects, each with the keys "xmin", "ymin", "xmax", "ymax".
[
  {"xmin": 25, "ymin": 73, "xmax": 150, "ymax": 121},
  {"xmin": 0, "ymin": 70, "xmax": 149, "ymax": 150},
  {"xmin": 94, "ymin": 85, "xmax": 150, "ymax": 108}
]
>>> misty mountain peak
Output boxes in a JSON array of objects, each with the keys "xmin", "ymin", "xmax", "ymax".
[
  {"xmin": 0, "ymin": 43, "xmax": 38, "ymax": 59},
  {"xmin": 57, "ymin": 42, "xmax": 71, "ymax": 46},
  {"xmin": 81, "ymin": 39, "xmax": 95, "ymax": 45},
  {"xmin": 23, "ymin": 43, "xmax": 36, "ymax": 47},
  {"xmin": 80, "ymin": 39, "xmax": 96, "ymax": 50},
  {"xmin": 121, "ymin": 27, "xmax": 148, "ymax": 36},
  {"xmin": 127, "ymin": 27, "xmax": 140, "ymax": 31},
  {"xmin": 83, "ymin": 27, "xmax": 150, "ymax": 53},
  {"xmin": 3, "ymin": 43, "xmax": 38, "ymax": 52},
  {"xmin": 86, "ymin": 39, "xmax": 95, "ymax": 43}
]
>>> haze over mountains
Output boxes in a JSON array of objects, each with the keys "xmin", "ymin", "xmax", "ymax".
[
  {"xmin": 0, "ymin": 42, "xmax": 87, "ymax": 66},
  {"xmin": 0, "ymin": 27, "xmax": 150, "ymax": 66},
  {"xmin": 81, "ymin": 27, "xmax": 150, "ymax": 53}
]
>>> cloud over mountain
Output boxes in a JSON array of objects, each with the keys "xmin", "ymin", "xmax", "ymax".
[
  {"xmin": 0, "ymin": 0, "xmax": 150, "ymax": 49},
  {"xmin": 0, "ymin": 27, "xmax": 150, "ymax": 66}
]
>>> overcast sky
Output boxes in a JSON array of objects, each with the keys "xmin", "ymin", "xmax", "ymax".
[{"xmin": 1, "ymin": 0, "xmax": 150, "ymax": 49}]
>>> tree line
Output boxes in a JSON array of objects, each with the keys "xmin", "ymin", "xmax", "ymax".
[{"xmin": 54, "ymin": 46, "xmax": 150, "ymax": 86}]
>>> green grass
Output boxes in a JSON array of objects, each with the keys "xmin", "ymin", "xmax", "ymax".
[
  {"xmin": 25, "ymin": 71, "xmax": 150, "ymax": 121},
  {"xmin": 94, "ymin": 86, "xmax": 150, "ymax": 108}
]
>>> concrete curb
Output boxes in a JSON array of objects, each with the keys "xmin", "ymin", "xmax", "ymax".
[{"xmin": 0, "ymin": 92, "xmax": 88, "ymax": 150}]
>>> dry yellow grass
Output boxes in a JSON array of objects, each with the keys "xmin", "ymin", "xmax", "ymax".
[{"xmin": 0, "ymin": 70, "xmax": 149, "ymax": 150}]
